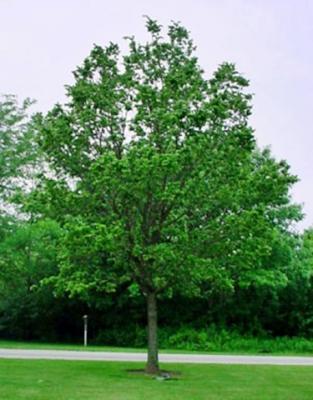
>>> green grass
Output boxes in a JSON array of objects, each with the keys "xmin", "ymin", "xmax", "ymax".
[
  {"xmin": 0, "ymin": 358, "xmax": 313, "ymax": 399},
  {"xmin": 0, "ymin": 339, "xmax": 141, "ymax": 353},
  {"xmin": 1, "ymin": 339, "xmax": 313, "ymax": 356}
]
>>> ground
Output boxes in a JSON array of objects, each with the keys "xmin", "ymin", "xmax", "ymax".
[{"xmin": 1, "ymin": 359, "xmax": 313, "ymax": 400}]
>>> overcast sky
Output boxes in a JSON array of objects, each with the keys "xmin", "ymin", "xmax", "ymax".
[{"xmin": 1, "ymin": 0, "xmax": 312, "ymax": 230}]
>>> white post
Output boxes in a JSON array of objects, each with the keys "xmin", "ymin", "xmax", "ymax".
[{"xmin": 83, "ymin": 315, "xmax": 88, "ymax": 347}]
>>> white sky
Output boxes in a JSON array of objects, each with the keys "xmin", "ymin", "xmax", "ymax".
[{"xmin": 1, "ymin": 0, "xmax": 312, "ymax": 230}]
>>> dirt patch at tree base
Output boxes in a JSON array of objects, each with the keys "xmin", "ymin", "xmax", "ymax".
[{"xmin": 126, "ymin": 369, "xmax": 181, "ymax": 380}]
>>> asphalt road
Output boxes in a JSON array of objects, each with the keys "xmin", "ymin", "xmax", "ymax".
[{"xmin": 1, "ymin": 348, "xmax": 313, "ymax": 365}]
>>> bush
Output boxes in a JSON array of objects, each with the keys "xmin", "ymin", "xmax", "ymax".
[
  {"xmin": 160, "ymin": 326, "xmax": 313, "ymax": 353},
  {"xmin": 94, "ymin": 325, "xmax": 313, "ymax": 354}
]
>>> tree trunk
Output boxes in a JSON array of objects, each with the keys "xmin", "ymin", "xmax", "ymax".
[{"xmin": 145, "ymin": 291, "xmax": 160, "ymax": 374}]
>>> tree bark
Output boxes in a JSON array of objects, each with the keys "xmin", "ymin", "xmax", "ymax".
[{"xmin": 145, "ymin": 291, "xmax": 160, "ymax": 374}]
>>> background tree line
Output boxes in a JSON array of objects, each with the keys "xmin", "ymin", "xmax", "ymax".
[{"xmin": 1, "ymin": 218, "xmax": 313, "ymax": 344}]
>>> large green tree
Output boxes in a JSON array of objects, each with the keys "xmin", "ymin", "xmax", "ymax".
[{"xmin": 33, "ymin": 19, "xmax": 300, "ymax": 373}]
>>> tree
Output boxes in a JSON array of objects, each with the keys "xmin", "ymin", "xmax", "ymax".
[
  {"xmin": 33, "ymin": 18, "xmax": 299, "ymax": 373},
  {"xmin": 0, "ymin": 95, "xmax": 36, "ymax": 206},
  {"xmin": 0, "ymin": 219, "xmax": 62, "ymax": 340},
  {"xmin": 275, "ymin": 228, "xmax": 313, "ymax": 336}
]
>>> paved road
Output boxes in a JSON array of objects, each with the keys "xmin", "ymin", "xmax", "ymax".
[{"xmin": 1, "ymin": 348, "xmax": 313, "ymax": 365}]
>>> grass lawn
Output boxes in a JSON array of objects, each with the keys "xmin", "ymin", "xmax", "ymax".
[
  {"xmin": 0, "ymin": 339, "xmax": 141, "ymax": 353},
  {"xmin": 1, "ymin": 339, "xmax": 313, "ymax": 356},
  {"xmin": 1, "ymin": 359, "xmax": 313, "ymax": 400}
]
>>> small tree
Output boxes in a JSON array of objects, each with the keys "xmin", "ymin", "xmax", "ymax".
[{"xmin": 34, "ymin": 19, "xmax": 299, "ymax": 373}]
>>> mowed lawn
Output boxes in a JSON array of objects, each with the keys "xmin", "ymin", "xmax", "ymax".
[{"xmin": 1, "ymin": 359, "xmax": 313, "ymax": 400}]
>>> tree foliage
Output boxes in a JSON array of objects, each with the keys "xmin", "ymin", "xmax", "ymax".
[
  {"xmin": 0, "ymin": 219, "xmax": 62, "ymax": 339},
  {"xmin": 0, "ymin": 95, "xmax": 36, "ymax": 204}
]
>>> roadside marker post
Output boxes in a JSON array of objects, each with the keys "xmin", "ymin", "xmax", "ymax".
[{"xmin": 83, "ymin": 315, "xmax": 88, "ymax": 347}]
